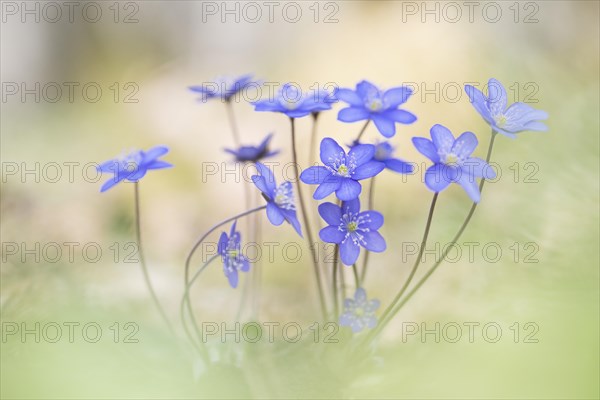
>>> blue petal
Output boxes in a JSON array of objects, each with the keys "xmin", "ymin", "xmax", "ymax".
[
  {"xmin": 412, "ymin": 137, "xmax": 439, "ymax": 163},
  {"xmin": 349, "ymin": 144, "xmax": 375, "ymax": 166},
  {"xmin": 503, "ymin": 102, "xmax": 549, "ymax": 132},
  {"xmin": 229, "ymin": 220, "xmax": 238, "ymax": 237},
  {"xmin": 143, "ymin": 146, "xmax": 169, "ymax": 163},
  {"xmin": 251, "ymin": 175, "xmax": 271, "ymax": 197},
  {"xmin": 366, "ymin": 298, "xmax": 380, "ymax": 312},
  {"xmin": 240, "ymin": 257, "xmax": 250, "ymax": 272},
  {"xmin": 336, "ymin": 179, "xmax": 362, "ymax": 201},
  {"xmin": 384, "ymin": 158, "xmax": 414, "ymax": 174},
  {"xmin": 352, "ymin": 161, "xmax": 385, "ymax": 180},
  {"xmin": 218, "ymin": 232, "xmax": 228, "ymax": 255},
  {"xmin": 227, "ymin": 270, "xmax": 239, "ymax": 288},
  {"xmin": 266, "ymin": 202, "xmax": 285, "ymax": 226},
  {"xmin": 127, "ymin": 167, "xmax": 148, "ymax": 182},
  {"xmin": 313, "ymin": 177, "xmax": 342, "ymax": 199},
  {"xmin": 97, "ymin": 159, "xmax": 119, "ymax": 173},
  {"xmin": 354, "ymin": 287, "xmax": 367, "ymax": 303},
  {"xmin": 100, "ymin": 175, "xmax": 125, "ymax": 192},
  {"xmin": 319, "ymin": 226, "xmax": 345, "ymax": 243},
  {"xmin": 456, "ymin": 171, "xmax": 481, "ymax": 203},
  {"xmin": 356, "ymin": 80, "xmax": 379, "ymax": 98},
  {"xmin": 343, "ymin": 198, "xmax": 360, "ymax": 215},
  {"xmin": 487, "ymin": 78, "xmax": 507, "ymax": 116},
  {"xmin": 523, "ymin": 121, "xmax": 548, "ymax": 132},
  {"xmin": 383, "ymin": 87, "xmax": 413, "ymax": 107},
  {"xmin": 430, "ymin": 124, "xmax": 455, "ymax": 154},
  {"xmin": 464, "ymin": 84, "xmax": 493, "ymax": 123},
  {"xmin": 300, "ymin": 166, "xmax": 331, "ymax": 184},
  {"xmin": 255, "ymin": 162, "xmax": 277, "ymax": 193},
  {"xmin": 362, "ymin": 231, "xmax": 386, "ymax": 252},
  {"xmin": 320, "ymin": 138, "xmax": 345, "ymax": 166},
  {"xmin": 424, "ymin": 164, "xmax": 452, "ymax": 193},
  {"xmin": 335, "ymin": 88, "xmax": 362, "ymax": 106},
  {"xmin": 339, "ymin": 312, "xmax": 353, "ymax": 327},
  {"xmin": 361, "ymin": 211, "xmax": 383, "ymax": 230},
  {"xmin": 365, "ymin": 316, "xmax": 377, "ymax": 329},
  {"xmin": 462, "ymin": 157, "xmax": 496, "ymax": 179},
  {"xmin": 281, "ymin": 209, "xmax": 303, "ymax": 237},
  {"xmin": 146, "ymin": 160, "xmax": 173, "ymax": 170},
  {"xmin": 338, "ymin": 107, "xmax": 370, "ymax": 122},
  {"xmin": 382, "ymin": 109, "xmax": 417, "ymax": 124},
  {"xmin": 371, "ymin": 114, "xmax": 396, "ymax": 138},
  {"xmin": 451, "ymin": 132, "xmax": 478, "ymax": 159},
  {"xmin": 318, "ymin": 202, "xmax": 342, "ymax": 225},
  {"xmin": 340, "ymin": 239, "xmax": 360, "ymax": 266}
]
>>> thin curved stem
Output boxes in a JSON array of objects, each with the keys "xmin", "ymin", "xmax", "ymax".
[
  {"xmin": 365, "ymin": 131, "xmax": 498, "ymax": 345},
  {"xmin": 352, "ymin": 264, "xmax": 360, "ymax": 289},
  {"xmin": 225, "ymin": 99, "xmax": 240, "ymax": 147},
  {"xmin": 183, "ymin": 205, "xmax": 266, "ymax": 354},
  {"xmin": 332, "ymin": 244, "xmax": 339, "ymax": 318},
  {"xmin": 355, "ymin": 120, "xmax": 370, "ymax": 142},
  {"xmin": 290, "ymin": 117, "xmax": 327, "ymax": 320},
  {"xmin": 308, "ymin": 112, "xmax": 320, "ymax": 166},
  {"xmin": 360, "ymin": 176, "xmax": 376, "ymax": 284},
  {"xmin": 180, "ymin": 254, "xmax": 218, "ymax": 357},
  {"xmin": 134, "ymin": 182, "xmax": 174, "ymax": 335}
]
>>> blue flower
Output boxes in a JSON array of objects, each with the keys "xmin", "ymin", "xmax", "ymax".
[
  {"xmin": 336, "ymin": 80, "xmax": 417, "ymax": 138},
  {"xmin": 251, "ymin": 162, "xmax": 302, "ymax": 236},
  {"xmin": 412, "ymin": 124, "xmax": 497, "ymax": 203},
  {"xmin": 189, "ymin": 74, "xmax": 258, "ymax": 102},
  {"xmin": 252, "ymin": 83, "xmax": 333, "ymax": 118},
  {"xmin": 350, "ymin": 140, "xmax": 414, "ymax": 174},
  {"xmin": 218, "ymin": 221, "xmax": 250, "ymax": 288},
  {"xmin": 300, "ymin": 138, "xmax": 385, "ymax": 201},
  {"xmin": 339, "ymin": 288, "xmax": 380, "ymax": 333},
  {"xmin": 224, "ymin": 133, "xmax": 280, "ymax": 163},
  {"xmin": 97, "ymin": 146, "xmax": 172, "ymax": 192},
  {"xmin": 465, "ymin": 78, "xmax": 548, "ymax": 138},
  {"xmin": 318, "ymin": 198, "xmax": 386, "ymax": 266}
]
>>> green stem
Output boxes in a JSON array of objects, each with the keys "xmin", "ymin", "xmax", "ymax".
[
  {"xmin": 225, "ymin": 99, "xmax": 240, "ymax": 147},
  {"xmin": 332, "ymin": 244, "xmax": 340, "ymax": 318},
  {"xmin": 290, "ymin": 117, "xmax": 327, "ymax": 320},
  {"xmin": 352, "ymin": 264, "xmax": 360, "ymax": 289},
  {"xmin": 355, "ymin": 120, "xmax": 370, "ymax": 142},
  {"xmin": 308, "ymin": 112, "xmax": 320, "ymax": 166},
  {"xmin": 183, "ymin": 205, "xmax": 266, "ymax": 353},
  {"xmin": 365, "ymin": 131, "xmax": 498, "ymax": 345},
  {"xmin": 134, "ymin": 182, "xmax": 174, "ymax": 335},
  {"xmin": 360, "ymin": 176, "xmax": 376, "ymax": 284}
]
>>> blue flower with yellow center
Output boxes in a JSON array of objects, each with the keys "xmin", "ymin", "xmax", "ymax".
[
  {"xmin": 218, "ymin": 221, "xmax": 250, "ymax": 288},
  {"xmin": 465, "ymin": 78, "xmax": 548, "ymax": 138},
  {"xmin": 339, "ymin": 288, "xmax": 380, "ymax": 333},
  {"xmin": 252, "ymin": 83, "xmax": 334, "ymax": 118}
]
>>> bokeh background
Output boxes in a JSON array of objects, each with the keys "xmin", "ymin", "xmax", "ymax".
[{"xmin": 1, "ymin": 1, "xmax": 598, "ymax": 398}]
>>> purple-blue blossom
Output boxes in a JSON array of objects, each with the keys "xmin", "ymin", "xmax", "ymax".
[
  {"xmin": 218, "ymin": 221, "xmax": 250, "ymax": 288},
  {"xmin": 189, "ymin": 74, "xmax": 258, "ymax": 102},
  {"xmin": 252, "ymin": 83, "xmax": 333, "ymax": 118},
  {"xmin": 339, "ymin": 288, "xmax": 380, "ymax": 333},
  {"xmin": 336, "ymin": 80, "xmax": 416, "ymax": 138},
  {"xmin": 97, "ymin": 146, "xmax": 172, "ymax": 192},
  {"xmin": 224, "ymin": 133, "xmax": 279, "ymax": 163},
  {"xmin": 465, "ymin": 78, "xmax": 548, "ymax": 138},
  {"xmin": 300, "ymin": 138, "xmax": 385, "ymax": 201},
  {"xmin": 252, "ymin": 162, "xmax": 302, "ymax": 236},
  {"xmin": 318, "ymin": 198, "xmax": 386, "ymax": 266},
  {"xmin": 412, "ymin": 124, "xmax": 496, "ymax": 202}
]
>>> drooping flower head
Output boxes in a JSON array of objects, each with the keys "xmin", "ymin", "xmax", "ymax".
[
  {"xmin": 251, "ymin": 162, "xmax": 302, "ymax": 236},
  {"xmin": 97, "ymin": 146, "xmax": 172, "ymax": 192},
  {"xmin": 349, "ymin": 140, "xmax": 415, "ymax": 175},
  {"xmin": 339, "ymin": 288, "xmax": 380, "ymax": 333},
  {"xmin": 336, "ymin": 80, "xmax": 417, "ymax": 138},
  {"xmin": 300, "ymin": 138, "xmax": 385, "ymax": 201},
  {"xmin": 318, "ymin": 198, "xmax": 386, "ymax": 266},
  {"xmin": 252, "ymin": 83, "xmax": 333, "ymax": 118},
  {"xmin": 224, "ymin": 133, "xmax": 280, "ymax": 163},
  {"xmin": 218, "ymin": 221, "xmax": 250, "ymax": 288},
  {"xmin": 189, "ymin": 74, "xmax": 258, "ymax": 102},
  {"xmin": 412, "ymin": 124, "xmax": 497, "ymax": 202},
  {"xmin": 465, "ymin": 78, "xmax": 548, "ymax": 138}
]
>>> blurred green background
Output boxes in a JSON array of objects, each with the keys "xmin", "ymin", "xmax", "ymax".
[{"xmin": 1, "ymin": 1, "xmax": 598, "ymax": 398}]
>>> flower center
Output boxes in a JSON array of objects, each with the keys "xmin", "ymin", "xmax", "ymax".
[
  {"xmin": 328, "ymin": 152, "xmax": 357, "ymax": 177},
  {"xmin": 119, "ymin": 151, "xmax": 142, "ymax": 173},
  {"xmin": 227, "ymin": 249, "xmax": 239, "ymax": 259},
  {"xmin": 273, "ymin": 182, "xmax": 295, "ymax": 210},
  {"xmin": 354, "ymin": 307, "xmax": 365, "ymax": 317},
  {"xmin": 374, "ymin": 143, "xmax": 393, "ymax": 161},
  {"xmin": 494, "ymin": 114, "xmax": 507, "ymax": 128},
  {"xmin": 346, "ymin": 221, "xmax": 358, "ymax": 232},
  {"xmin": 443, "ymin": 153, "xmax": 459, "ymax": 165},
  {"xmin": 368, "ymin": 99, "xmax": 383, "ymax": 111},
  {"xmin": 337, "ymin": 164, "xmax": 349, "ymax": 176}
]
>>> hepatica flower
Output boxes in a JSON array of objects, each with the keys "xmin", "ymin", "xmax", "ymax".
[
  {"xmin": 97, "ymin": 146, "xmax": 172, "ymax": 192},
  {"xmin": 465, "ymin": 78, "xmax": 548, "ymax": 138},
  {"xmin": 189, "ymin": 74, "xmax": 258, "ymax": 102},
  {"xmin": 339, "ymin": 288, "xmax": 380, "ymax": 333},
  {"xmin": 318, "ymin": 198, "xmax": 386, "ymax": 266},
  {"xmin": 300, "ymin": 138, "xmax": 385, "ymax": 201},
  {"xmin": 252, "ymin": 83, "xmax": 333, "ymax": 118},
  {"xmin": 224, "ymin": 133, "xmax": 279, "ymax": 163},
  {"xmin": 350, "ymin": 141, "xmax": 414, "ymax": 174},
  {"xmin": 218, "ymin": 221, "xmax": 250, "ymax": 288},
  {"xmin": 412, "ymin": 124, "xmax": 496, "ymax": 203},
  {"xmin": 252, "ymin": 162, "xmax": 302, "ymax": 236},
  {"xmin": 336, "ymin": 80, "xmax": 416, "ymax": 138}
]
